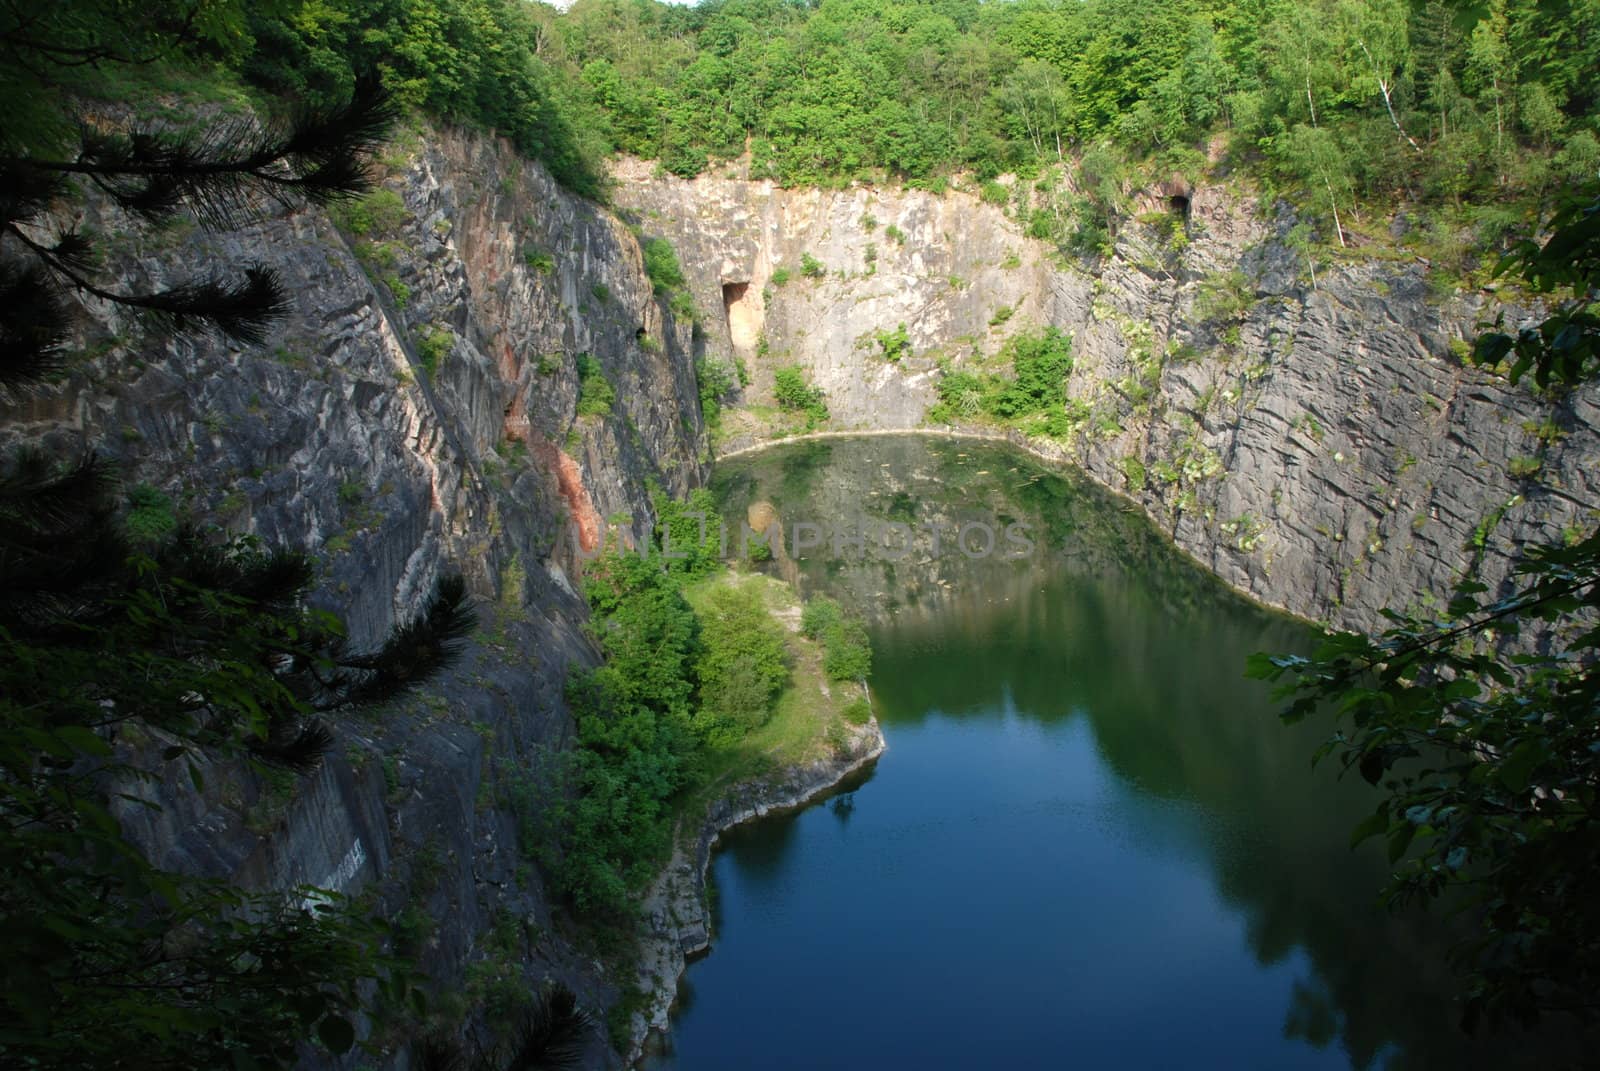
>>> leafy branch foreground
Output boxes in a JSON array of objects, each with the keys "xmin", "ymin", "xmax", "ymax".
[{"xmin": 1251, "ymin": 185, "xmax": 1600, "ymax": 1033}]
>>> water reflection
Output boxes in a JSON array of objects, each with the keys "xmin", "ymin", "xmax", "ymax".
[{"xmin": 645, "ymin": 436, "xmax": 1559, "ymax": 1071}]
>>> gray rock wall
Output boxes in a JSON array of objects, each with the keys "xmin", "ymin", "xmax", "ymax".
[
  {"xmin": 613, "ymin": 164, "xmax": 1600, "ymax": 633},
  {"xmin": 13, "ymin": 118, "xmax": 1600, "ymax": 1070},
  {"xmin": 3, "ymin": 125, "xmax": 713, "ymax": 1068}
]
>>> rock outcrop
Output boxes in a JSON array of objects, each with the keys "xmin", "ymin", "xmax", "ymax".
[
  {"xmin": 12, "ymin": 117, "xmax": 1600, "ymax": 1071},
  {"xmin": 4, "ymin": 125, "xmax": 713, "ymax": 1068},
  {"xmin": 614, "ymin": 162, "xmax": 1600, "ymax": 634}
]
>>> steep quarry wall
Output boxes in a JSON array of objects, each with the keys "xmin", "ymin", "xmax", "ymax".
[
  {"xmin": 14, "ymin": 115, "xmax": 1600, "ymax": 1070},
  {"xmin": 3, "ymin": 125, "xmax": 712, "ymax": 1068},
  {"xmin": 613, "ymin": 161, "xmax": 1600, "ymax": 633}
]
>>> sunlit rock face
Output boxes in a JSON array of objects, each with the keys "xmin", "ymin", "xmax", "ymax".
[
  {"xmin": 11, "ymin": 116, "xmax": 1598, "ymax": 1070},
  {"xmin": 5, "ymin": 125, "xmax": 717, "ymax": 1070},
  {"xmin": 615, "ymin": 161, "xmax": 1599, "ymax": 634}
]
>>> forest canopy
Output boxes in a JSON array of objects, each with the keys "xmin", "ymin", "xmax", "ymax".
[{"xmin": 216, "ymin": 0, "xmax": 1600, "ymax": 228}]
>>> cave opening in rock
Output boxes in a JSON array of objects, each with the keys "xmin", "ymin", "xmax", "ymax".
[
  {"xmin": 1169, "ymin": 194, "xmax": 1191, "ymax": 221},
  {"xmin": 722, "ymin": 281, "xmax": 761, "ymax": 351}
]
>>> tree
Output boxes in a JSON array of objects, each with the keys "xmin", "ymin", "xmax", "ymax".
[
  {"xmin": 0, "ymin": 16, "xmax": 493, "ymax": 1068},
  {"xmin": 1249, "ymin": 184, "xmax": 1600, "ymax": 1032}
]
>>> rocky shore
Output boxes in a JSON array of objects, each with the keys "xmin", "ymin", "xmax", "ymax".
[{"xmin": 624, "ymin": 716, "xmax": 888, "ymax": 1066}]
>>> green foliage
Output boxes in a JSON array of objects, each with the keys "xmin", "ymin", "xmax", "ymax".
[
  {"xmin": 556, "ymin": 555, "xmax": 701, "ymax": 916},
  {"xmin": 1119, "ymin": 455, "xmax": 1147, "ymax": 492},
  {"xmin": 415, "ymin": 325, "xmax": 451, "ymax": 379},
  {"xmin": 799, "ymin": 251, "xmax": 826, "ymax": 279},
  {"xmin": 575, "ymin": 353, "xmax": 616, "ymax": 418},
  {"xmin": 225, "ymin": 0, "xmax": 1600, "ymax": 219},
  {"xmin": 1473, "ymin": 184, "xmax": 1600, "ymax": 388},
  {"xmin": 874, "ymin": 322, "xmax": 911, "ymax": 363},
  {"xmin": 989, "ymin": 305, "xmax": 1014, "ymax": 327},
  {"xmin": 770, "ymin": 267, "xmax": 793, "ymax": 287},
  {"xmin": 124, "ymin": 483, "xmax": 177, "ymax": 543},
  {"xmin": 842, "ymin": 696, "xmax": 873, "ymax": 726},
  {"xmin": 548, "ymin": 517, "xmax": 816, "ymax": 918},
  {"xmin": 238, "ymin": 0, "xmax": 608, "ymax": 199},
  {"xmin": 525, "ymin": 247, "xmax": 556, "ymax": 275},
  {"xmin": 590, "ymin": 281, "xmax": 611, "ymax": 304},
  {"xmin": 695, "ymin": 585, "xmax": 790, "ymax": 740},
  {"xmin": 773, "ymin": 366, "xmax": 829, "ymax": 427},
  {"xmin": 800, "ymin": 597, "xmax": 872, "ymax": 682},
  {"xmin": 332, "ymin": 188, "xmax": 407, "ymax": 238},
  {"xmin": 1248, "ymin": 532, "xmax": 1600, "ymax": 1031},
  {"xmin": 927, "ymin": 329, "xmax": 1076, "ymax": 432},
  {"xmin": 643, "ymin": 236, "xmax": 686, "ymax": 292},
  {"xmin": 990, "ymin": 327, "xmax": 1075, "ymax": 419},
  {"xmin": 884, "ymin": 225, "xmax": 906, "ymax": 245},
  {"xmin": 696, "ymin": 358, "xmax": 736, "ymax": 427},
  {"xmin": 652, "ymin": 488, "xmax": 724, "ymax": 580},
  {"xmin": 1251, "ymin": 175, "xmax": 1600, "ymax": 1032},
  {"xmin": 1194, "ymin": 270, "xmax": 1254, "ymax": 326},
  {"xmin": 928, "ymin": 368, "xmax": 986, "ymax": 424}
]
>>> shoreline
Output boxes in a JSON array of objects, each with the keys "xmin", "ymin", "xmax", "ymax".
[
  {"xmin": 624, "ymin": 717, "xmax": 888, "ymax": 1067},
  {"xmin": 714, "ymin": 424, "xmax": 1313, "ymax": 629}
]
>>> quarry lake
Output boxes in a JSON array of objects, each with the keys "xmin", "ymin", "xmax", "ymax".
[{"xmin": 643, "ymin": 436, "xmax": 1532, "ymax": 1071}]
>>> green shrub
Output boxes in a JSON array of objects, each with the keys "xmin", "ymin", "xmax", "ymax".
[
  {"xmin": 822, "ymin": 617, "xmax": 871, "ymax": 681},
  {"xmin": 842, "ymin": 696, "xmax": 872, "ymax": 726},
  {"xmin": 1195, "ymin": 270, "xmax": 1253, "ymax": 324},
  {"xmin": 874, "ymin": 322, "xmax": 910, "ymax": 362},
  {"xmin": 884, "ymin": 224, "xmax": 906, "ymax": 245},
  {"xmin": 980, "ymin": 180, "xmax": 1008, "ymax": 206},
  {"xmin": 799, "ymin": 252, "xmax": 825, "ymax": 278},
  {"xmin": 332, "ymin": 188, "xmax": 407, "ymax": 238},
  {"xmin": 989, "ymin": 305, "xmax": 1014, "ymax": 327},
  {"xmin": 696, "ymin": 585, "xmax": 790, "ymax": 737},
  {"xmin": 773, "ymin": 366, "xmax": 828, "ymax": 426},
  {"xmin": 643, "ymin": 237, "xmax": 686, "ymax": 292},
  {"xmin": 988, "ymin": 327, "xmax": 1073, "ymax": 419},
  {"xmin": 575, "ymin": 353, "xmax": 616, "ymax": 417},
  {"xmin": 1508, "ymin": 455, "xmax": 1543, "ymax": 479},
  {"xmin": 1120, "ymin": 456, "xmax": 1148, "ymax": 492},
  {"xmin": 524, "ymin": 247, "xmax": 555, "ymax": 274},
  {"xmin": 124, "ymin": 484, "xmax": 176, "ymax": 543},
  {"xmin": 929, "ymin": 369, "xmax": 986, "ymax": 423},
  {"xmin": 800, "ymin": 597, "xmax": 842, "ymax": 639},
  {"xmin": 415, "ymin": 325, "xmax": 451, "ymax": 378},
  {"xmin": 696, "ymin": 358, "xmax": 736, "ymax": 426},
  {"xmin": 801, "ymin": 597, "xmax": 872, "ymax": 682},
  {"xmin": 771, "ymin": 267, "xmax": 793, "ymax": 287},
  {"xmin": 590, "ymin": 281, "xmax": 610, "ymax": 304}
]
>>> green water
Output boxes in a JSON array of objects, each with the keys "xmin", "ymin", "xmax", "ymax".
[{"xmin": 643, "ymin": 435, "xmax": 1546, "ymax": 1070}]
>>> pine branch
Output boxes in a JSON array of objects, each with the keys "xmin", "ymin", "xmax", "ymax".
[
  {"xmin": 248, "ymin": 719, "xmax": 334, "ymax": 772},
  {"xmin": 8, "ymin": 76, "xmax": 397, "ymax": 229},
  {"xmin": 0, "ymin": 261, "xmax": 71, "ymax": 394},
  {"xmin": 503, "ymin": 985, "xmax": 594, "ymax": 1071},
  {"xmin": 5, "ymin": 224, "xmax": 290, "ymax": 344},
  {"xmin": 328, "ymin": 576, "xmax": 476, "ymax": 708}
]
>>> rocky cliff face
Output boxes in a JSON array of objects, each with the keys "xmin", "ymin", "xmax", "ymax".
[
  {"xmin": 14, "ymin": 118, "xmax": 1599, "ymax": 1069},
  {"xmin": 4, "ymin": 124, "xmax": 714, "ymax": 1068},
  {"xmin": 614, "ymin": 161, "xmax": 1600, "ymax": 634}
]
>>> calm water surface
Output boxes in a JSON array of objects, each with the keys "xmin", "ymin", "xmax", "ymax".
[{"xmin": 644, "ymin": 436, "xmax": 1536, "ymax": 1071}]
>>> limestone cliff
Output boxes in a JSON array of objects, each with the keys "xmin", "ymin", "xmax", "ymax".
[
  {"xmin": 613, "ymin": 160, "xmax": 1600, "ymax": 634},
  {"xmin": 12, "ymin": 116, "xmax": 1600, "ymax": 1070},
  {"xmin": 3, "ymin": 124, "xmax": 712, "ymax": 1068}
]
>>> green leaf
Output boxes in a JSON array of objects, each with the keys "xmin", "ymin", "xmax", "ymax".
[
  {"xmin": 1387, "ymin": 822, "xmax": 1415, "ymax": 864},
  {"xmin": 1497, "ymin": 739, "xmax": 1547, "ymax": 794},
  {"xmin": 1349, "ymin": 810, "xmax": 1389, "ymax": 850}
]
